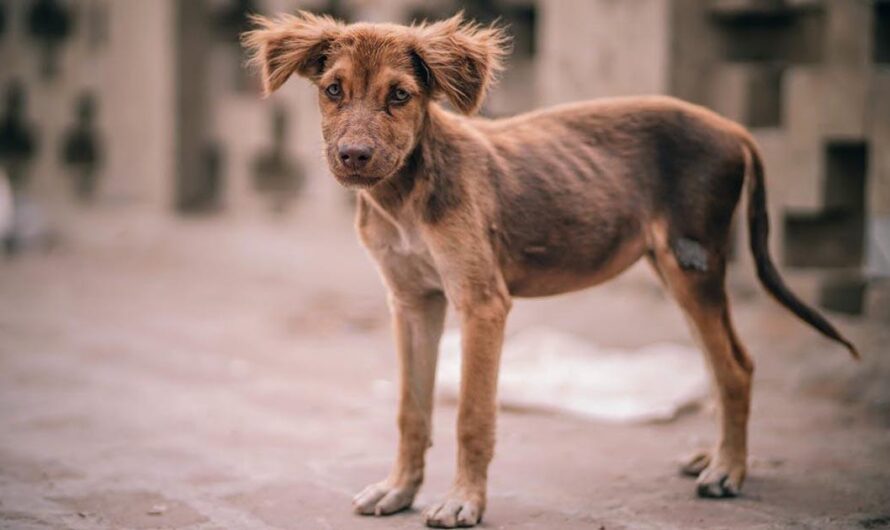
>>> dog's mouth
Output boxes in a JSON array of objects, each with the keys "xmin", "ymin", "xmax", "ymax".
[
  {"xmin": 329, "ymin": 159, "xmax": 400, "ymax": 189},
  {"xmin": 326, "ymin": 147, "xmax": 403, "ymax": 189},
  {"xmin": 333, "ymin": 172, "xmax": 383, "ymax": 188}
]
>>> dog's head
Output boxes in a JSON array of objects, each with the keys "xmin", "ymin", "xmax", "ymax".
[{"xmin": 243, "ymin": 12, "xmax": 508, "ymax": 188}]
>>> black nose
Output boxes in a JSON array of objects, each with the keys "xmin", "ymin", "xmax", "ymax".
[{"xmin": 338, "ymin": 144, "xmax": 373, "ymax": 170}]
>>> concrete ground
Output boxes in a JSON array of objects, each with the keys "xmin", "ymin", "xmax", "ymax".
[{"xmin": 1, "ymin": 210, "xmax": 888, "ymax": 530}]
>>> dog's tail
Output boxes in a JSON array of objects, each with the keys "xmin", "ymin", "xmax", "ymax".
[{"xmin": 740, "ymin": 136, "xmax": 859, "ymax": 359}]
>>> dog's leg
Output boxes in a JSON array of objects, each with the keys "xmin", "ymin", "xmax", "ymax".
[
  {"xmin": 648, "ymin": 231, "xmax": 754, "ymax": 498},
  {"xmin": 353, "ymin": 292, "xmax": 447, "ymax": 516},
  {"xmin": 425, "ymin": 293, "xmax": 509, "ymax": 528}
]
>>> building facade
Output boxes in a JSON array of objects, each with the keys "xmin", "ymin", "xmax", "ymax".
[{"xmin": 1, "ymin": 0, "xmax": 887, "ymax": 318}]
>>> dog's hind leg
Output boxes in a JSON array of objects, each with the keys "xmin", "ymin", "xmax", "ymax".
[{"xmin": 647, "ymin": 222, "xmax": 754, "ymax": 498}]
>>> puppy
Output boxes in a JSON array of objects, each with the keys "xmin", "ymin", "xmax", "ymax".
[{"xmin": 243, "ymin": 12, "xmax": 857, "ymax": 528}]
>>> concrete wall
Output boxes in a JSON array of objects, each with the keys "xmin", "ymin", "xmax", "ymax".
[
  {"xmin": 666, "ymin": 0, "xmax": 890, "ymax": 318},
  {"xmin": 538, "ymin": 0, "xmax": 671, "ymax": 106},
  {"xmin": 2, "ymin": 0, "xmax": 887, "ymax": 318},
  {"xmin": 0, "ymin": 0, "xmax": 174, "ymax": 213}
]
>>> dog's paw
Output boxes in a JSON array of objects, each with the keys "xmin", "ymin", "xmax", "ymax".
[
  {"xmin": 423, "ymin": 491, "xmax": 484, "ymax": 528},
  {"xmin": 679, "ymin": 450, "xmax": 711, "ymax": 477},
  {"xmin": 352, "ymin": 480, "xmax": 418, "ymax": 516},
  {"xmin": 695, "ymin": 457, "xmax": 746, "ymax": 498}
]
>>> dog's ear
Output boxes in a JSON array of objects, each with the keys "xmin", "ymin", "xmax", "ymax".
[
  {"xmin": 242, "ymin": 11, "xmax": 343, "ymax": 96},
  {"xmin": 414, "ymin": 12, "xmax": 510, "ymax": 115}
]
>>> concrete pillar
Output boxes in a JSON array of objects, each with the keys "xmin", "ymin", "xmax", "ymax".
[{"xmin": 100, "ymin": 0, "xmax": 175, "ymax": 212}]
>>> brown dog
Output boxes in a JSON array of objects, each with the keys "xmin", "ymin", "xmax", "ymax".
[{"xmin": 243, "ymin": 12, "xmax": 858, "ymax": 528}]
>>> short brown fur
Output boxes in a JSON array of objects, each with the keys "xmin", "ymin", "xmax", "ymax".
[{"xmin": 243, "ymin": 11, "xmax": 858, "ymax": 528}]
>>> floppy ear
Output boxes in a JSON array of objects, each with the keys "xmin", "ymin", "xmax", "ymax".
[
  {"xmin": 413, "ymin": 13, "xmax": 510, "ymax": 115},
  {"xmin": 242, "ymin": 11, "xmax": 343, "ymax": 96}
]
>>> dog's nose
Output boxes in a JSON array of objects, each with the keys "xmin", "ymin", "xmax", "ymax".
[{"xmin": 338, "ymin": 144, "xmax": 373, "ymax": 170}]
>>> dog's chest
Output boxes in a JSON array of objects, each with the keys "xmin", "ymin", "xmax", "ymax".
[{"xmin": 356, "ymin": 196, "xmax": 443, "ymax": 293}]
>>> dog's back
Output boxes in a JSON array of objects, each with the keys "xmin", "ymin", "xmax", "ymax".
[{"xmin": 459, "ymin": 96, "xmax": 748, "ymax": 297}]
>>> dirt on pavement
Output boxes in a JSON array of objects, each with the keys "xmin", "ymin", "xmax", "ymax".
[{"xmin": 1, "ymin": 210, "xmax": 888, "ymax": 530}]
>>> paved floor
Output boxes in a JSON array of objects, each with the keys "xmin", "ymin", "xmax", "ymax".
[{"xmin": 1, "ymin": 212, "xmax": 888, "ymax": 529}]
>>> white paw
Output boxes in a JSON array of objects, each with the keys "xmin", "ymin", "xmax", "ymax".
[
  {"xmin": 423, "ymin": 492, "xmax": 484, "ymax": 528},
  {"xmin": 352, "ymin": 480, "xmax": 418, "ymax": 516}
]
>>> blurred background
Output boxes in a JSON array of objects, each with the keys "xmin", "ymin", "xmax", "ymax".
[
  {"xmin": 2, "ymin": 0, "xmax": 889, "ymax": 314},
  {"xmin": 1, "ymin": 1, "xmax": 889, "ymax": 529}
]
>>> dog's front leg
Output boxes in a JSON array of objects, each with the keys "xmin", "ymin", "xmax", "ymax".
[
  {"xmin": 353, "ymin": 292, "xmax": 447, "ymax": 516},
  {"xmin": 425, "ymin": 291, "xmax": 510, "ymax": 528}
]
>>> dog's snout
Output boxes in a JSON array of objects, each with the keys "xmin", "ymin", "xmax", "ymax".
[{"xmin": 338, "ymin": 144, "xmax": 374, "ymax": 170}]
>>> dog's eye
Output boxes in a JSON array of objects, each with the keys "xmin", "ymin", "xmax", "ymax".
[
  {"xmin": 325, "ymin": 83, "xmax": 342, "ymax": 99},
  {"xmin": 390, "ymin": 88, "xmax": 410, "ymax": 104}
]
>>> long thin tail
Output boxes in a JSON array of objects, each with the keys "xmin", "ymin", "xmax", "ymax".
[{"xmin": 742, "ymin": 138, "xmax": 860, "ymax": 359}]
